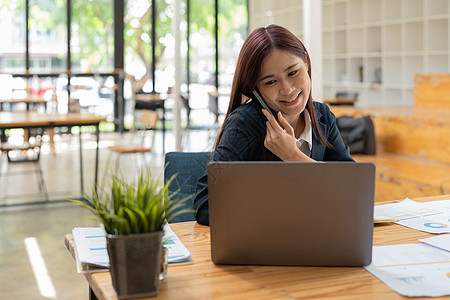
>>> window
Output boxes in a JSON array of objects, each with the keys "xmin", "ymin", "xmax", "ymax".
[{"xmin": 29, "ymin": 0, "xmax": 67, "ymax": 73}]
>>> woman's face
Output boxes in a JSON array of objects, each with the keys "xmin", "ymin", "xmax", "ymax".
[{"xmin": 256, "ymin": 49, "xmax": 311, "ymax": 123}]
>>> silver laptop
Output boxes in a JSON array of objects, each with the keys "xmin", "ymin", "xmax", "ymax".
[{"xmin": 208, "ymin": 161, "xmax": 375, "ymax": 266}]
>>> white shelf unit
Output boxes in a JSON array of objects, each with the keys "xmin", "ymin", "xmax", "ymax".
[{"xmin": 322, "ymin": 0, "xmax": 450, "ymax": 107}]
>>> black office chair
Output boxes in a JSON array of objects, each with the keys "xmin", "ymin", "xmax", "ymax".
[{"xmin": 164, "ymin": 151, "xmax": 210, "ymax": 223}]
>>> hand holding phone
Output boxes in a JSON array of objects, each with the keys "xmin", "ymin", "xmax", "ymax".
[{"xmin": 252, "ymin": 90, "xmax": 274, "ymax": 117}]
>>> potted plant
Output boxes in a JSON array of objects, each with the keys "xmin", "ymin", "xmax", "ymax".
[{"xmin": 70, "ymin": 169, "xmax": 191, "ymax": 298}]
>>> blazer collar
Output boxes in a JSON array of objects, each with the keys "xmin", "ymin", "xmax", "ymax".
[{"xmin": 311, "ymin": 108, "xmax": 327, "ymax": 160}]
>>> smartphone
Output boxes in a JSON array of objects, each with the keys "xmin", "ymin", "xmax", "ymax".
[{"xmin": 252, "ymin": 89, "xmax": 275, "ymax": 117}]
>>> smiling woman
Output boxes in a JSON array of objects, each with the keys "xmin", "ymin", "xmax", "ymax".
[
  {"xmin": 256, "ymin": 49, "xmax": 310, "ymax": 130},
  {"xmin": 193, "ymin": 24, "xmax": 355, "ymax": 226}
]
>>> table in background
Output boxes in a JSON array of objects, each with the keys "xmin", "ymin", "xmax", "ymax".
[
  {"xmin": 0, "ymin": 96, "xmax": 55, "ymax": 149},
  {"xmin": 0, "ymin": 111, "xmax": 106, "ymax": 207},
  {"xmin": 323, "ymin": 97, "xmax": 358, "ymax": 106},
  {"xmin": 64, "ymin": 194, "xmax": 450, "ymax": 299},
  {"xmin": 0, "ymin": 97, "xmax": 48, "ymax": 111}
]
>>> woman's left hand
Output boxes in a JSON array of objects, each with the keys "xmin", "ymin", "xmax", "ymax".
[{"xmin": 262, "ymin": 110, "xmax": 313, "ymax": 162}]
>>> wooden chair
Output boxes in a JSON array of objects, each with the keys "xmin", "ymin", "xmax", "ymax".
[
  {"xmin": 0, "ymin": 141, "xmax": 49, "ymax": 201},
  {"xmin": 102, "ymin": 110, "xmax": 159, "ymax": 186}
]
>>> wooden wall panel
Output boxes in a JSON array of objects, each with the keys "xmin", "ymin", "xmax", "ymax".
[{"xmin": 414, "ymin": 73, "xmax": 450, "ymax": 110}]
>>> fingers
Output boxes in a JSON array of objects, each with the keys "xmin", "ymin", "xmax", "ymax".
[
  {"xmin": 276, "ymin": 111, "xmax": 295, "ymax": 136},
  {"xmin": 262, "ymin": 109, "xmax": 283, "ymax": 133},
  {"xmin": 264, "ymin": 121, "xmax": 277, "ymax": 152},
  {"xmin": 262, "ymin": 109, "xmax": 295, "ymax": 136},
  {"xmin": 262, "ymin": 109, "xmax": 277, "ymax": 124}
]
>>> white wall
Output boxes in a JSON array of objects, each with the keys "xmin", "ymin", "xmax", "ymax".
[
  {"xmin": 248, "ymin": 0, "xmax": 323, "ymax": 101},
  {"xmin": 249, "ymin": 0, "xmax": 303, "ymax": 38}
]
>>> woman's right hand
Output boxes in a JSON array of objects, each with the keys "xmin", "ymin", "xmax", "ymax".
[{"xmin": 262, "ymin": 110, "xmax": 314, "ymax": 162}]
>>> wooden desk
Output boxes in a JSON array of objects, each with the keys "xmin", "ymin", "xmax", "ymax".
[
  {"xmin": 0, "ymin": 111, "xmax": 106, "ymax": 207},
  {"xmin": 64, "ymin": 195, "xmax": 450, "ymax": 299},
  {"xmin": 1, "ymin": 97, "xmax": 50, "ymax": 143},
  {"xmin": 323, "ymin": 97, "xmax": 357, "ymax": 106}
]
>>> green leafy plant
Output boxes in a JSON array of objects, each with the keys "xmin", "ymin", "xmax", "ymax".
[{"xmin": 70, "ymin": 169, "xmax": 192, "ymax": 235}]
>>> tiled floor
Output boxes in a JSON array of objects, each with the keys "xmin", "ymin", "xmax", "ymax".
[{"xmin": 0, "ymin": 128, "xmax": 215, "ymax": 299}]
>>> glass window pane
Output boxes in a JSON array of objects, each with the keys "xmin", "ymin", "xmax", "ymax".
[
  {"xmin": 124, "ymin": 0, "xmax": 153, "ymax": 92},
  {"xmin": 155, "ymin": 0, "xmax": 174, "ymax": 93},
  {"xmin": 0, "ymin": 1, "xmax": 26, "ymax": 73},
  {"xmin": 71, "ymin": 0, "xmax": 114, "ymax": 73},
  {"xmin": 29, "ymin": 0, "xmax": 67, "ymax": 73},
  {"xmin": 190, "ymin": 0, "xmax": 216, "ymax": 87},
  {"xmin": 124, "ymin": 0, "xmax": 172, "ymax": 94},
  {"xmin": 188, "ymin": 0, "xmax": 217, "ymax": 125},
  {"xmin": 219, "ymin": 0, "xmax": 247, "ymax": 88},
  {"xmin": 217, "ymin": 0, "xmax": 247, "ymax": 116}
]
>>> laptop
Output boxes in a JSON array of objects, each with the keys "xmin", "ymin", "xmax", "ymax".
[{"xmin": 208, "ymin": 161, "xmax": 375, "ymax": 266}]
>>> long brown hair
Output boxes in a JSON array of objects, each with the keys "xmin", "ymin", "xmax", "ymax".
[{"xmin": 214, "ymin": 24, "xmax": 331, "ymax": 150}]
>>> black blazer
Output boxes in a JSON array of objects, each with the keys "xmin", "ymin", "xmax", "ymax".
[{"xmin": 193, "ymin": 100, "xmax": 354, "ymax": 225}]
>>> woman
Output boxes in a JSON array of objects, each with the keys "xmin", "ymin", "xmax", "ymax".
[{"xmin": 194, "ymin": 24, "xmax": 353, "ymax": 225}]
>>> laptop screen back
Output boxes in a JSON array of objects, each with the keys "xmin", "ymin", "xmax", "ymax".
[{"xmin": 208, "ymin": 161, "xmax": 375, "ymax": 266}]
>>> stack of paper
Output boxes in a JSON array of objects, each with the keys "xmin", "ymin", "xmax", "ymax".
[
  {"xmin": 72, "ymin": 227, "xmax": 109, "ymax": 273},
  {"xmin": 366, "ymin": 198, "xmax": 450, "ymax": 297},
  {"xmin": 420, "ymin": 234, "xmax": 450, "ymax": 252},
  {"xmin": 162, "ymin": 224, "xmax": 192, "ymax": 264},
  {"xmin": 365, "ymin": 243, "xmax": 450, "ymax": 297},
  {"xmin": 374, "ymin": 198, "xmax": 450, "ymax": 233},
  {"xmin": 72, "ymin": 223, "xmax": 192, "ymax": 273}
]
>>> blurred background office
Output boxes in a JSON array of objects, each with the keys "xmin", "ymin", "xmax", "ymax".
[{"xmin": 1, "ymin": 0, "xmax": 450, "ymax": 299}]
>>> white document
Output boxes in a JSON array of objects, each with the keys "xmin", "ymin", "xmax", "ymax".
[
  {"xmin": 163, "ymin": 223, "xmax": 192, "ymax": 264},
  {"xmin": 374, "ymin": 198, "xmax": 450, "ymax": 233},
  {"xmin": 420, "ymin": 234, "xmax": 450, "ymax": 252},
  {"xmin": 72, "ymin": 224, "xmax": 192, "ymax": 273},
  {"xmin": 364, "ymin": 243, "xmax": 450, "ymax": 297},
  {"xmin": 72, "ymin": 227, "xmax": 109, "ymax": 273}
]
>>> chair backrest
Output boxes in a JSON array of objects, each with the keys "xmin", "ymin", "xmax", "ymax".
[{"xmin": 164, "ymin": 151, "xmax": 210, "ymax": 223}]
